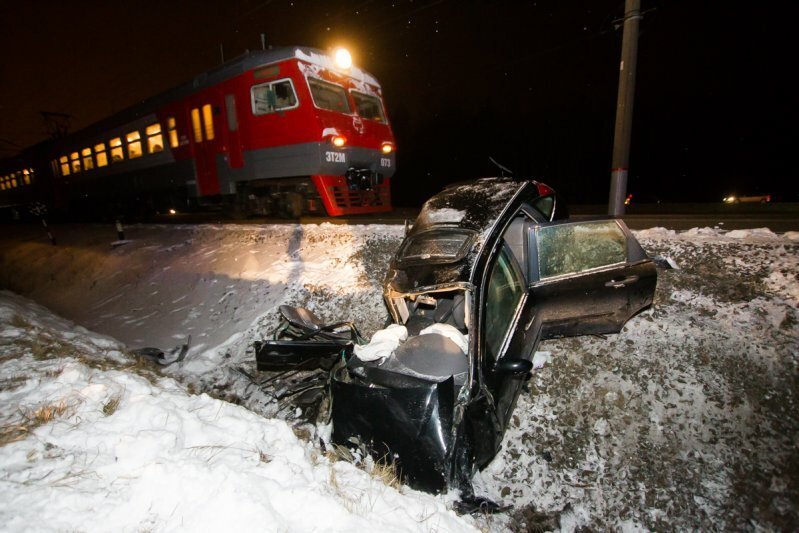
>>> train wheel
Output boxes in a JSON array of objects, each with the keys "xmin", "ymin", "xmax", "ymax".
[
  {"xmin": 224, "ymin": 194, "xmax": 249, "ymax": 220},
  {"xmin": 282, "ymin": 192, "xmax": 304, "ymax": 218}
]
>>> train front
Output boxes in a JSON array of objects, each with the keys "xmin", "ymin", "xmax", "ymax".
[{"xmin": 295, "ymin": 48, "xmax": 396, "ymax": 216}]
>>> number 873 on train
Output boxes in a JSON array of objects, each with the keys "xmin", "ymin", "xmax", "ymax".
[{"xmin": 0, "ymin": 46, "xmax": 396, "ymax": 219}]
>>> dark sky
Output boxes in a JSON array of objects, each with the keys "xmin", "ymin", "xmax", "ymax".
[{"xmin": 0, "ymin": 0, "xmax": 795, "ymax": 204}]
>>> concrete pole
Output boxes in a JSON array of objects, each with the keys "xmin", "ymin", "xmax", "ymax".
[{"xmin": 608, "ymin": 0, "xmax": 642, "ymax": 216}]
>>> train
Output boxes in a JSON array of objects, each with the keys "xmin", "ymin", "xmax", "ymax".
[{"xmin": 0, "ymin": 46, "xmax": 396, "ymax": 219}]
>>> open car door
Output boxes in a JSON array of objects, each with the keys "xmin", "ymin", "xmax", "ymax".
[{"xmin": 528, "ymin": 218, "xmax": 657, "ymax": 338}]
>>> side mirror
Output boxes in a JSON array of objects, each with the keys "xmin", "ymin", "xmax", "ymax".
[
  {"xmin": 652, "ymin": 255, "xmax": 679, "ymax": 270},
  {"xmin": 495, "ymin": 358, "xmax": 533, "ymax": 376}
]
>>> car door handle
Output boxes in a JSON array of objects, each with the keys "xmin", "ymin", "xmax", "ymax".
[{"xmin": 605, "ymin": 275, "xmax": 639, "ymax": 288}]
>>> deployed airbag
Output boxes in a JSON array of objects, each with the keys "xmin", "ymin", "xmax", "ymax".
[
  {"xmin": 353, "ymin": 324, "xmax": 408, "ymax": 362},
  {"xmin": 387, "ymin": 333, "xmax": 468, "ymax": 379}
]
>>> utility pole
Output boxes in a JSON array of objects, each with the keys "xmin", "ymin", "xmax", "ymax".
[{"xmin": 608, "ymin": 0, "xmax": 642, "ymax": 216}]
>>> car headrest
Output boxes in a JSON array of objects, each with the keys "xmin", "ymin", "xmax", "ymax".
[{"xmin": 433, "ymin": 293, "xmax": 466, "ymax": 330}]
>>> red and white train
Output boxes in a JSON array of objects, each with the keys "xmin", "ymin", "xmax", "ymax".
[{"xmin": 0, "ymin": 46, "xmax": 396, "ymax": 218}]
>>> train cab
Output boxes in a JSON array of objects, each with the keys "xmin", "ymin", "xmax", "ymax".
[{"xmin": 3, "ymin": 46, "xmax": 396, "ymax": 219}]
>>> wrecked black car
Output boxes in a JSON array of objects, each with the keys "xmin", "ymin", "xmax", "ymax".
[{"xmin": 256, "ymin": 178, "xmax": 657, "ymax": 498}]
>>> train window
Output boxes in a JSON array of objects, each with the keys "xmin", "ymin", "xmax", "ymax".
[
  {"xmin": 191, "ymin": 108, "xmax": 203, "ymax": 143},
  {"xmin": 251, "ymin": 79, "xmax": 298, "ymax": 115},
  {"xmin": 308, "ymin": 78, "xmax": 351, "ymax": 114},
  {"xmin": 225, "ymin": 94, "xmax": 238, "ymax": 131},
  {"xmin": 95, "ymin": 143, "xmax": 108, "ymax": 167},
  {"xmin": 167, "ymin": 117, "xmax": 178, "ymax": 148},
  {"xmin": 110, "ymin": 138, "xmax": 124, "ymax": 162},
  {"xmin": 127, "ymin": 131, "xmax": 143, "ymax": 159},
  {"xmin": 60, "ymin": 156, "xmax": 70, "ymax": 176},
  {"xmin": 82, "ymin": 148, "xmax": 94, "ymax": 171},
  {"xmin": 70, "ymin": 152, "xmax": 81, "ymax": 173},
  {"xmin": 351, "ymin": 91, "xmax": 386, "ymax": 123},
  {"xmin": 23, "ymin": 169, "xmax": 31, "ymax": 185},
  {"xmin": 202, "ymin": 104, "xmax": 215, "ymax": 141},
  {"xmin": 146, "ymin": 124, "xmax": 164, "ymax": 153}
]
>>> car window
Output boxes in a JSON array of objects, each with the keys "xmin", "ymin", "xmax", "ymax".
[
  {"xmin": 537, "ymin": 220, "xmax": 627, "ymax": 279},
  {"xmin": 532, "ymin": 195, "xmax": 554, "ymax": 220},
  {"xmin": 396, "ymin": 228, "xmax": 476, "ymax": 267},
  {"xmin": 485, "ymin": 246, "xmax": 525, "ymax": 360}
]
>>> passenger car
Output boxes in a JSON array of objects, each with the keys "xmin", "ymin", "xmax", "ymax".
[
  {"xmin": 257, "ymin": 178, "xmax": 657, "ymax": 498},
  {"xmin": 723, "ymin": 194, "xmax": 772, "ymax": 204}
]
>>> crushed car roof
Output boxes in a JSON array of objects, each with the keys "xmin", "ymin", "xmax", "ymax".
[{"xmin": 386, "ymin": 178, "xmax": 542, "ymax": 293}]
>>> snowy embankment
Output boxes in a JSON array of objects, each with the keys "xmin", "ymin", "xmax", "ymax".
[
  {"xmin": 0, "ymin": 223, "xmax": 797, "ymax": 531},
  {"xmin": 0, "ymin": 291, "xmax": 474, "ymax": 532}
]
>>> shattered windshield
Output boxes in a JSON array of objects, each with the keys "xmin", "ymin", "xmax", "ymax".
[{"xmin": 395, "ymin": 228, "xmax": 476, "ymax": 267}]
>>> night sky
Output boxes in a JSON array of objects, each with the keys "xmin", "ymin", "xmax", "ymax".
[{"xmin": 0, "ymin": 0, "xmax": 795, "ymax": 205}]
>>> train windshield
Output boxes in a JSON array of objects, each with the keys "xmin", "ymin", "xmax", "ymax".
[
  {"xmin": 308, "ymin": 78, "xmax": 351, "ymax": 114},
  {"xmin": 351, "ymin": 91, "xmax": 386, "ymax": 123}
]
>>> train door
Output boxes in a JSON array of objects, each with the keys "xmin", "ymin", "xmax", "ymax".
[{"xmin": 188, "ymin": 97, "xmax": 221, "ymax": 196}]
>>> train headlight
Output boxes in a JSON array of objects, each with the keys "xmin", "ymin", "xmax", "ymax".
[
  {"xmin": 331, "ymin": 135, "xmax": 347, "ymax": 147},
  {"xmin": 334, "ymin": 48, "xmax": 352, "ymax": 70},
  {"xmin": 381, "ymin": 143, "xmax": 394, "ymax": 154}
]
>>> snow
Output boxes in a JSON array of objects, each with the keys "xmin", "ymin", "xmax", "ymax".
[
  {"xmin": 418, "ymin": 207, "xmax": 466, "ymax": 225},
  {"xmin": 1, "ymin": 222, "xmax": 798, "ymax": 531},
  {"xmin": 0, "ymin": 290, "xmax": 475, "ymax": 532},
  {"xmin": 294, "ymin": 49, "xmax": 380, "ymax": 90},
  {"xmin": 532, "ymin": 350, "xmax": 552, "ymax": 369}
]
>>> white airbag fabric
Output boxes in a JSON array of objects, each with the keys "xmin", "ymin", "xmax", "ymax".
[
  {"xmin": 418, "ymin": 323, "xmax": 469, "ymax": 354},
  {"xmin": 354, "ymin": 324, "xmax": 408, "ymax": 362}
]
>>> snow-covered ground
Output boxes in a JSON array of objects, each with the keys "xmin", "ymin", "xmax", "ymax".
[
  {"xmin": 0, "ymin": 222, "xmax": 797, "ymax": 531},
  {"xmin": 0, "ymin": 291, "xmax": 474, "ymax": 532}
]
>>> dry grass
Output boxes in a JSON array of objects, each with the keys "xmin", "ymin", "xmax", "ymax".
[
  {"xmin": 0, "ymin": 374, "xmax": 29, "ymax": 392},
  {"xmin": 0, "ymin": 424, "xmax": 30, "ymax": 446},
  {"xmin": 26, "ymin": 400, "xmax": 69, "ymax": 425},
  {"xmin": 321, "ymin": 442, "xmax": 403, "ymax": 491},
  {"xmin": 9, "ymin": 337, "xmax": 77, "ymax": 362},
  {"xmin": 368, "ymin": 458, "xmax": 402, "ymax": 491},
  {"xmin": 103, "ymin": 395, "xmax": 121, "ymax": 416},
  {"xmin": 9, "ymin": 314, "xmax": 28, "ymax": 329},
  {"xmin": 324, "ymin": 442, "xmax": 355, "ymax": 463},
  {"xmin": 1, "ymin": 400, "xmax": 71, "ymax": 447},
  {"xmin": 258, "ymin": 449, "xmax": 271, "ymax": 463}
]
